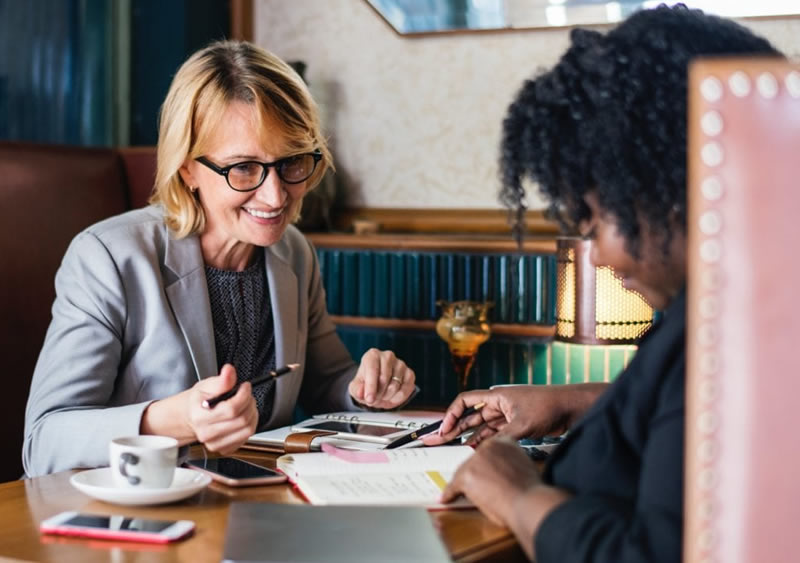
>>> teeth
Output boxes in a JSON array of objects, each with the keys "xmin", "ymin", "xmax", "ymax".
[{"xmin": 245, "ymin": 207, "xmax": 283, "ymax": 219}]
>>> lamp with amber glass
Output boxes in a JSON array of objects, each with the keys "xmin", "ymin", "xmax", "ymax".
[{"xmin": 552, "ymin": 237, "xmax": 654, "ymax": 383}]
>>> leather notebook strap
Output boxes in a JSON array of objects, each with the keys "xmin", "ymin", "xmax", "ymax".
[{"xmin": 284, "ymin": 430, "xmax": 337, "ymax": 453}]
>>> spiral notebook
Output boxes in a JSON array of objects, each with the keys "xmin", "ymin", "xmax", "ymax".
[{"xmin": 245, "ymin": 410, "xmax": 442, "ymax": 453}]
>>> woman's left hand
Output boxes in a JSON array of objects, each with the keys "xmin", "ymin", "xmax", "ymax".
[
  {"xmin": 441, "ymin": 436, "xmax": 542, "ymax": 524},
  {"xmin": 348, "ymin": 348, "xmax": 416, "ymax": 409},
  {"xmin": 442, "ymin": 436, "xmax": 571, "ymax": 560}
]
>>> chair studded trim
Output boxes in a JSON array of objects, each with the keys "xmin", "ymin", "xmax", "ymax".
[{"xmin": 685, "ymin": 58, "xmax": 800, "ymax": 563}]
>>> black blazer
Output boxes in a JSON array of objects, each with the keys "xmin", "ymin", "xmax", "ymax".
[{"xmin": 536, "ymin": 289, "xmax": 686, "ymax": 563}]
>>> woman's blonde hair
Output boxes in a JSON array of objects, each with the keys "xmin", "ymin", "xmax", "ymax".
[{"xmin": 149, "ymin": 40, "xmax": 332, "ymax": 238}]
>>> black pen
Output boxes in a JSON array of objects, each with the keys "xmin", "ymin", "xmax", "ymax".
[
  {"xmin": 383, "ymin": 402, "xmax": 486, "ymax": 450},
  {"xmin": 202, "ymin": 363, "xmax": 301, "ymax": 409}
]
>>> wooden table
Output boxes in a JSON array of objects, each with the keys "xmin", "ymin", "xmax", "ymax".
[{"xmin": 0, "ymin": 449, "xmax": 526, "ymax": 562}]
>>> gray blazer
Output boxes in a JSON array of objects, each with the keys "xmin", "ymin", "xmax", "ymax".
[{"xmin": 23, "ymin": 206, "xmax": 357, "ymax": 477}]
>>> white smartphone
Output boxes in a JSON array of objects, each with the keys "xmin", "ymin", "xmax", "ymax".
[
  {"xmin": 290, "ymin": 419, "xmax": 411, "ymax": 444},
  {"xmin": 184, "ymin": 457, "xmax": 287, "ymax": 487},
  {"xmin": 40, "ymin": 511, "xmax": 195, "ymax": 543}
]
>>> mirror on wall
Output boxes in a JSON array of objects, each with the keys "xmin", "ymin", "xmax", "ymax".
[{"xmin": 366, "ymin": 0, "xmax": 800, "ymax": 35}]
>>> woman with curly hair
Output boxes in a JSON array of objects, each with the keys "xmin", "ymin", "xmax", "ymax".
[{"xmin": 423, "ymin": 6, "xmax": 781, "ymax": 561}]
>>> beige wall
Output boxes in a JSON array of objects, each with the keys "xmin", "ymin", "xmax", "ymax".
[{"xmin": 255, "ymin": 1, "xmax": 800, "ymax": 209}]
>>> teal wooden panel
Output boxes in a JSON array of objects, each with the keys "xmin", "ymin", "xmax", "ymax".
[
  {"xmin": 1, "ymin": 0, "xmax": 113, "ymax": 145},
  {"xmin": 550, "ymin": 342, "xmax": 568, "ymax": 385},
  {"xmin": 532, "ymin": 341, "xmax": 550, "ymax": 385},
  {"xmin": 316, "ymin": 247, "xmax": 556, "ymax": 325},
  {"xmin": 549, "ymin": 341, "xmax": 636, "ymax": 385}
]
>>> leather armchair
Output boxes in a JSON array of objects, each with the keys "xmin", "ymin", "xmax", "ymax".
[{"xmin": 0, "ymin": 142, "xmax": 155, "ymax": 482}]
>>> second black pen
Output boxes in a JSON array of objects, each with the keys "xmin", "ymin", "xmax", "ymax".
[{"xmin": 383, "ymin": 401, "xmax": 487, "ymax": 450}]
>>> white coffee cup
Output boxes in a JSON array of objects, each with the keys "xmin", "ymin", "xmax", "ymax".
[{"xmin": 109, "ymin": 436, "xmax": 178, "ymax": 489}]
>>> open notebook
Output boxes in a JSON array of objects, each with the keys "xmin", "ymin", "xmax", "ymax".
[{"xmin": 277, "ymin": 445, "xmax": 474, "ymax": 509}]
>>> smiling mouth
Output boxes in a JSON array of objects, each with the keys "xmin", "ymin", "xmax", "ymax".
[{"xmin": 244, "ymin": 207, "xmax": 284, "ymax": 219}]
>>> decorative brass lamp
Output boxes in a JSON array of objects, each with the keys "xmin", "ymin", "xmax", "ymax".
[
  {"xmin": 435, "ymin": 300, "xmax": 492, "ymax": 393},
  {"xmin": 555, "ymin": 237, "xmax": 653, "ymax": 345}
]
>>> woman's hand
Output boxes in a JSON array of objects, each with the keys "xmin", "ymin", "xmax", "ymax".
[
  {"xmin": 141, "ymin": 364, "xmax": 258, "ymax": 454},
  {"xmin": 422, "ymin": 383, "xmax": 607, "ymax": 446},
  {"xmin": 348, "ymin": 348, "xmax": 416, "ymax": 409},
  {"xmin": 441, "ymin": 436, "xmax": 542, "ymax": 523},
  {"xmin": 441, "ymin": 435, "xmax": 571, "ymax": 560}
]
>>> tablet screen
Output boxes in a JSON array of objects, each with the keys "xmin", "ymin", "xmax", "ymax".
[{"xmin": 301, "ymin": 420, "xmax": 401, "ymax": 437}]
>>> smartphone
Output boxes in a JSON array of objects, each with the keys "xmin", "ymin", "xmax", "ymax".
[
  {"xmin": 519, "ymin": 436, "xmax": 564, "ymax": 461},
  {"xmin": 40, "ymin": 511, "xmax": 195, "ymax": 543},
  {"xmin": 184, "ymin": 457, "xmax": 287, "ymax": 487},
  {"xmin": 291, "ymin": 420, "xmax": 409, "ymax": 444}
]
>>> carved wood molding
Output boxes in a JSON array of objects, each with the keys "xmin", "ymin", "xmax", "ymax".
[
  {"xmin": 306, "ymin": 232, "xmax": 557, "ymax": 253},
  {"xmin": 230, "ymin": 0, "xmax": 254, "ymax": 41},
  {"xmin": 330, "ymin": 315, "xmax": 555, "ymax": 338},
  {"xmin": 330, "ymin": 207, "xmax": 559, "ymax": 236}
]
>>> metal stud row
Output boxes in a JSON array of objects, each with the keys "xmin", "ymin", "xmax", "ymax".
[{"xmin": 702, "ymin": 70, "xmax": 800, "ymax": 102}]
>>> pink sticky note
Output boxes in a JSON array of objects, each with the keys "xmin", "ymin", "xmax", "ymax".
[{"xmin": 321, "ymin": 443, "xmax": 390, "ymax": 463}]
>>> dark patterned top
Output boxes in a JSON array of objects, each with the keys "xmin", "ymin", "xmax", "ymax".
[{"xmin": 205, "ymin": 251, "xmax": 275, "ymax": 427}]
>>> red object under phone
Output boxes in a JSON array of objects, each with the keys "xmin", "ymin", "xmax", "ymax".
[{"xmin": 40, "ymin": 523, "xmax": 193, "ymax": 544}]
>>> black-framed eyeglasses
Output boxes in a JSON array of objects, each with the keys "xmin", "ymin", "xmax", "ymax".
[{"xmin": 195, "ymin": 151, "xmax": 322, "ymax": 192}]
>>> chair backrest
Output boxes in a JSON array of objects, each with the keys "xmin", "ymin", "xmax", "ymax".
[
  {"xmin": 685, "ymin": 58, "xmax": 800, "ymax": 563},
  {"xmin": 0, "ymin": 142, "xmax": 131, "ymax": 482},
  {"xmin": 119, "ymin": 146, "xmax": 157, "ymax": 208}
]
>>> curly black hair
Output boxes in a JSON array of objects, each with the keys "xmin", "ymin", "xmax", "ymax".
[{"xmin": 500, "ymin": 4, "xmax": 781, "ymax": 255}]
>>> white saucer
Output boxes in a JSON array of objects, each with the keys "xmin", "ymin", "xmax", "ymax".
[{"xmin": 70, "ymin": 467, "xmax": 211, "ymax": 506}]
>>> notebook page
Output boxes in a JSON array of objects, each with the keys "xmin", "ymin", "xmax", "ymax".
[
  {"xmin": 278, "ymin": 445, "xmax": 473, "ymax": 477},
  {"xmin": 296, "ymin": 471, "xmax": 459, "ymax": 506}
]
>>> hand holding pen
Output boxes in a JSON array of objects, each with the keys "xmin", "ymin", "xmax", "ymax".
[
  {"xmin": 385, "ymin": 402, "xmax": 486, "ymax": 449},
  {"xmin": 423, "ymin": 385, "xmax": 585, "ymax": 447},
  {"xmin": 202, "ymin": 363, "xmax": 300, "ymax": 409}
]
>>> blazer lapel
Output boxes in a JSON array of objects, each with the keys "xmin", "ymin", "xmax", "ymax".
[
  {"xmin": 265, "ymin": 245, "xmax": 299, "ymax": 422},
  {"xmin": 164, "ymin": 233, "xmax": 217, "ymax": 381}
]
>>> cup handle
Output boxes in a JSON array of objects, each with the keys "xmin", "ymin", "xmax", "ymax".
[{"xmin": 119, "ymin": 452, "xmax": 141, "ymax": 485}]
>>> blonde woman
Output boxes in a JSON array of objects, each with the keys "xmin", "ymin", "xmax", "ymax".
[{"xmin": 24, "ymin": 41, "xmax": 416, "ymax": 477}]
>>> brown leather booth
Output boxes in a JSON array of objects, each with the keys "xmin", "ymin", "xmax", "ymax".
[{"xmin": 0, "ymin": 142, "xmax": 155, "ymax": 482}]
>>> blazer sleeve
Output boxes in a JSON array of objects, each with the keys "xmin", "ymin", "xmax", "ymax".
[
  {"xmin": 296, "ymin": 236, "xmax": 359, "ymax": 414},
  {"xmin": 534, "ymin": 362, "xmax": 684, "ymax": 563},
  {"xmin": 23, "ymin": 232, "xmax": 152, "ymax": 477}
]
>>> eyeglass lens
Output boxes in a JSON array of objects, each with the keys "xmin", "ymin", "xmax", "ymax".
[{"xmin": 228, "ymin": 153, "xmax": 317, "ymax": 190}]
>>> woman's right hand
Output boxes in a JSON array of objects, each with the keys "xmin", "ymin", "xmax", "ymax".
[
  {"xmin": 422, "ymin": 383, "xmax": 607, "ymax": 446},
  {"xmin": 141, "ymin": 364, "xmax": 258, "ymax": 454}
]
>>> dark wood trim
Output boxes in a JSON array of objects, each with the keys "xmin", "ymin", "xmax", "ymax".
[
  {"xmin": 307, "ymin": 232, "xmax": 556, "ymax": 253},
  {"xmin": 330, "ymin": 315, "xmax": 555, "ymax": 338},
  {"xmin": 332, "ymin": 207, "xmax": 559, "ymax": 236},
  {"xmin": 230, "ymin": 0, "xmax": 254, "ymax": 41}
]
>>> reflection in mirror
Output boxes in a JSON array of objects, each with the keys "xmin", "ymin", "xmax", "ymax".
[{"xmin": 366, "ymin": 0, "xmax": 800, "ymax": 35}]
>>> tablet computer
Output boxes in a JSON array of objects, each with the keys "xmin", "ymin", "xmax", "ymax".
[{"xmin": 289, "ymin": 419, "xmax": 410, "ymax": 444}]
